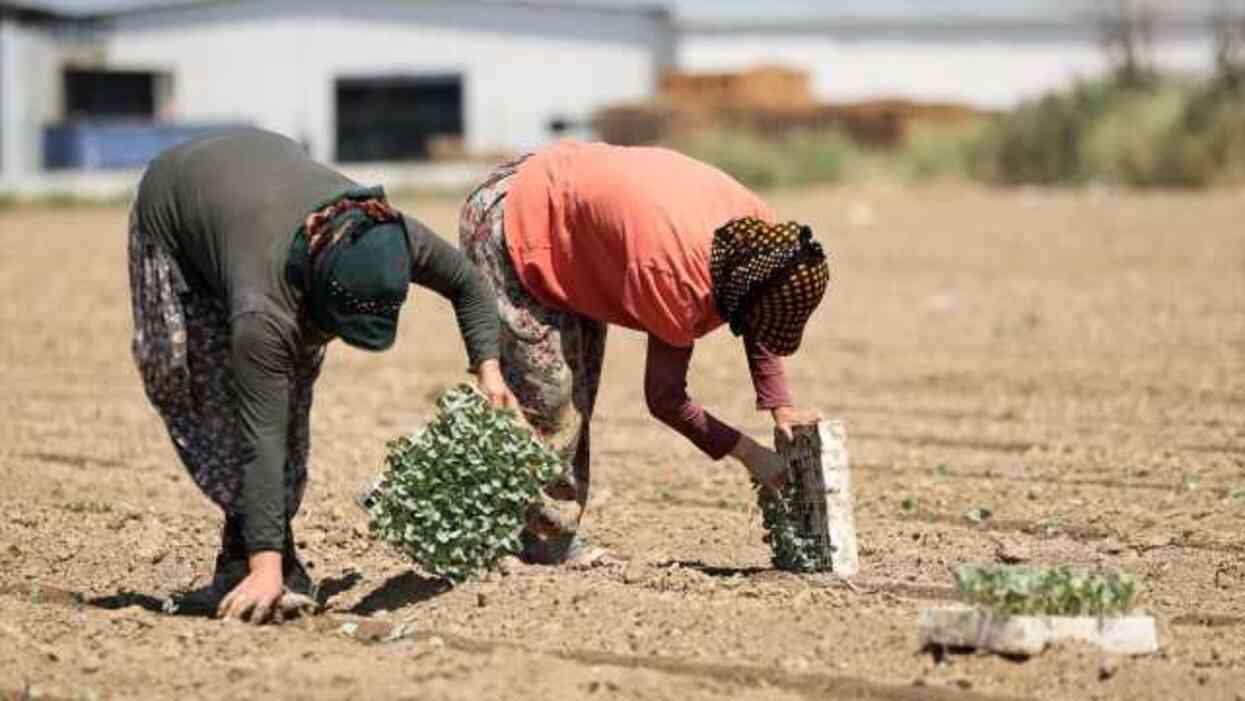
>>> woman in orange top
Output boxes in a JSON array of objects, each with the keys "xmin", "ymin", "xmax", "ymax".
[{"xmin": 459, "ymin": 140, "xmax": 830, "ymax": 564}]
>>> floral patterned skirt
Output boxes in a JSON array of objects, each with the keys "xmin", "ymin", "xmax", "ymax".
[{"xmin": 127, "ymin": 206, "xmax": 322, "ymax": 518}]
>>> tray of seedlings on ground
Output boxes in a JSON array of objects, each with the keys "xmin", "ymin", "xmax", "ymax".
[
  {"xmin": 364, "ymin": 384, "xmax": 561, "ymax": 583},
  {"xmin": 920, "ymin": 563, "xmax": 1158, "ymax": 657},
  {"xmin": 759, "ymin": 420, "xmax": 859, "ymax": 576}
]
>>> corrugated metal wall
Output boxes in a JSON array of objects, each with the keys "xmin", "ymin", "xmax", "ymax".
[
  {"xmin": 4, "ymin": 0, "xmax": 674, "ymax": 175},
  {"xmin": 74, "ymin": 0, "xmax": 672, "ymax": 164}
]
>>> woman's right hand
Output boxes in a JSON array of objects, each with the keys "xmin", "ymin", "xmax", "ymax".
[
  {"xmin": 730, "ymin": 434, "xmax": 787, "ymax": 492},
  {"xmin": 217, "ymin": 551, "xmax": 284, "ymax": 624},
  {"xmin": 475, "ymin": 358, "xmax": 520, "ymax": 410}
]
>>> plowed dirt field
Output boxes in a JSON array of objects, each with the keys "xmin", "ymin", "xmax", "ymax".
[{"xmin": 2, "ymin": 184, "xmax": 1242, "ymax": 700}]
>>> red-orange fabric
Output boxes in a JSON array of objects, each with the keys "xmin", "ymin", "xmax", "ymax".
[{"xmin": 503, "ymin": 140, "xmax": 776, "ymax": 348}]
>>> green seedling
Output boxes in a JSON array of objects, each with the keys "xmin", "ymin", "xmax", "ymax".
[
  {"xmin": 367, "ymin": 384, "xmax": 561, "ymax": 583},
  {"xmin": 900, "ymin": 497, "xmax": 917, "ymax": 512},
  {"xmin": 953, "ymin": 563, "xmax": 1141, "ymax": 617},
  {"xmin": 756, "ymin": 479, "xmax": 825, "ymax": 573},
  {"xmin": 1037, "ymin": 514, "xmax": 1064, "ymax": 536},
  {"xmin": 934, "ymin": 464, "xmax": 951, "ymax": 477}
]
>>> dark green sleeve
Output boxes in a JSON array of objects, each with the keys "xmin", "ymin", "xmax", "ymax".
[
  {"xmin": 403, "ymin": 214, "xmax": 500, "ymax": 370},
  {"xmin": 230, "ymin": 313, "xmax": 293, "ymax": 554}
]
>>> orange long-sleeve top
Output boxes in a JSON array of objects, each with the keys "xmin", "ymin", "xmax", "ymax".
[
  {"xmin": 503, "ymin": 140, "xmax": 774, "ymax": 348},
  {"xmin": 502, "ymin": 141, "xmax": 794, "ymax": 459}
]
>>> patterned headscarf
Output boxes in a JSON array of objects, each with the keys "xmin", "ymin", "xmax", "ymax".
[
  {"xmin": 302, "ymin": 194, "xmax": 401, "ymax": 269},
  {"xmin": 709, "ymin": 217, "xmax": 830, "ymax": 356},
  {"xmin": 286, "ymin": 187, "xmax": 412, "ymax": 350}
]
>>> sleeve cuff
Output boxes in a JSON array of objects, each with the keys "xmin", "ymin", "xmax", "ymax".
[
  {"xmin": 246, "ymin": 544, "xmax": 283, "ymax": 555},
  {"xmin": 756, "ymin": 395, "xmax": 793, "ymax": 411},
  {"xmin": 704, "ymin": 426, "xmax": 743, "ymax": 461}
]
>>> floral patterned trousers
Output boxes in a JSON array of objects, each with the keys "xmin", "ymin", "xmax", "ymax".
[
  {"xmin": 127, "ymin": 206, "xmax": 322, "ymax": 520},
  {"xmin": 458, "ymin": 161, "xmax": 607, "ymax": 554}
]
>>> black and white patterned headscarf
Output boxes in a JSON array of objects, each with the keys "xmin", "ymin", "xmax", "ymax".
[{"xmin": 709, "ymin": 217, "xmax": 830, "ymax": 355}]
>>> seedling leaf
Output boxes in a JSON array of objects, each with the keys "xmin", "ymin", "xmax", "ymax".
[
  {"xmin": 953, "ymin": 563, "xmax": 1142, "ymax": 617},
  {"xmin": 367, "ymin": 384, "xmax": 562, "ymax": 583}
]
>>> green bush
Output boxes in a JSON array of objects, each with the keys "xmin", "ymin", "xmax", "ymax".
[
  {"xmin": 897, "ymin": 124, "xmax": 985, "ymax": 181},
  {"xmin": 1080, "ymin": 83, "xmax": 1188, "ymax": 186},
  {"xmin": 972, "ymin": 80, "xmax": 1133, "ymax": 185},
  {"xmin": 671, "ymin": 126, "xmax": 859, "ymax": 189},
  {"xmin": 954, "ymin": 563, "xmax": 1142, "ymax": 617},
  {"xmin": 972, "ymin": 75, "xmax": 1245, "ymax": 187},
  {"xmin": 367, "ymin": 384, "xmax": 561, "ymax": 583},
  {"xmin": 1158, "ymin": 83, "xmax": 1245, "ymax": 186},
  {"xmin": 659, "ymin": 74, "xmax": 1245, "ymax": 190}
]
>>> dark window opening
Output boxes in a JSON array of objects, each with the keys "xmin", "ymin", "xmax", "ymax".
[
  {"xmin": 335, "ymin": 74, "xmax": 464, "ymax": 163},
  {"xmin": 64, "ymin": 69, "xmax": 156, "ymax": 120}
]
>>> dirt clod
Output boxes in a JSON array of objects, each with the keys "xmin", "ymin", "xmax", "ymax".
[{"xmin": 992, "ymin": 537, "xmax": 1030, "ymax": 564}]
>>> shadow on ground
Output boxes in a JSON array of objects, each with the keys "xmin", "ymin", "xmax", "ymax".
[
  {"xmin": 317, "ymin": 571, "xmax": 364, "ymax": 606},
  {"xmin": 660, "ymin": 560, "xmax": 772, "ymax": 578},
  {"xmin": 349, "ymin": 571, "xmax": 451, "ymax": 615},
  {"xmin": 88, "ymin": 590, "xmax": 166, "ymax": 613},
  {"xmin": 81, "ymin": 571, "xmax": 368, "ymax": 618}
]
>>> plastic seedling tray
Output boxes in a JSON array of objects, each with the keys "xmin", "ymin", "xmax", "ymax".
[{"xmin": 919, "ymin": 605, "xmax": 1159, "ymax": 656}]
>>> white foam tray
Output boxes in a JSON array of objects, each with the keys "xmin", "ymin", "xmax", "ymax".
[{"xmin": 919, "ymin": 606, "xmax": 1159, "ymax": 656}]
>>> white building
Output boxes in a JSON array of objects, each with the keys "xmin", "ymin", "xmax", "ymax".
[
  {"xmin": 676, "ymin": 0, "xmax": 1229, "ymax": 109},
  {"xmin": 1, "ymin": 0, "xmax": 1237, "ymax": 183},
  {"xmin": 0, "ymin": 0, "xmax": 674, "ymax": 178}
]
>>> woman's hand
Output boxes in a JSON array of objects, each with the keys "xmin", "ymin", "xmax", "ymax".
[
  {"xmin": 217, "ymin": 551, "xmax": 284, "ymax": 624},
  {"xmin": 730, "ymin": 434, "xmax": 787, "ymax": 492},
  {"xmin": 771, "ymin": 406, "xmax": 823, "ymax": 441},
  {"xmin": 475, "ymin": 359, "xmax": 519, "ymax": 410}
]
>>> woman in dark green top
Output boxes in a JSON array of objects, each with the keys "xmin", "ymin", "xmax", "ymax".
[{"xmin": 128, "ymin": 129, "xmax": 514, "ymax": 623}]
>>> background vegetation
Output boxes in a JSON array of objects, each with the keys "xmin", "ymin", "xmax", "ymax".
[{"xmin": 671, "ymin": 7, "xmax": 1245, "ymax": 190}]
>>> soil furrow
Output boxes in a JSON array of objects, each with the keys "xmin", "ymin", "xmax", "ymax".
[
  {"xmin": 850, "ymin": 463, "xmax": 1178, "ymax": 492},
  {"xmin": 14, "ymin": 451, "xmax": 127, "ymax": 470},
  {"xmin": 633, "ymin": 497, "xmax": 1244, "ymax": 556},
  {"xmin": 851, "ymin": 433, "xmax": 1038, "ymax": 454},
  {"xmin": 331, "ymin": 622, "xmax": 1030, "ymax": 701}
]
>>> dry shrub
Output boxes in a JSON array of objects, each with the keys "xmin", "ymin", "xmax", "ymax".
[
  {"xmin": 973, "ymin": 76, "xmax": 1245, "ymax": 188},
  {"xmin": 669, "ymin": 126, "xmax": 859, "ymax": 190}
]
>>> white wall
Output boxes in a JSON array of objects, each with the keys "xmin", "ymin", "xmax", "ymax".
[
  {"xmin": 93, "ymin": 0, "xmax": 670, "ymax": 163},
  {"xmin": 681, "ymin": 30, "xmax": 1216, "ymax": 109},
  {"xmin": 1, "ymin": 17, "xmax": 60, "ymax": 178}
]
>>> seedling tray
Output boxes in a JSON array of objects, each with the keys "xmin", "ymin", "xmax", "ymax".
[
  {"xmin": 767, "ymin": 420, "xmax": 859, "ymax": 576},
  {"xmin": 919, "ymin": 605, "xmax": 1159, "ymax": 656}
]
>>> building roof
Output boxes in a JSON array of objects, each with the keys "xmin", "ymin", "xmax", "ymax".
[
  {"xmin": 0, "ymin": 0, "xmax": 666, "ymax": 19},
  {"xmin": 3, "ymin": 0, "xmax": 1236, "ymax": 23},
  {"xmin": 0, "ymin": 0, "xmax": 195, "ymax": 15},
  {"xmin": 678, "ymin": 0, "xmax": 1241, "ymax": 30}
]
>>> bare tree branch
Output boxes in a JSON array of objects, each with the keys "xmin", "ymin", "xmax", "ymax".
[{"xmin": 1096, "ymin": 0, "xmax": 1159, "ymax": 87}]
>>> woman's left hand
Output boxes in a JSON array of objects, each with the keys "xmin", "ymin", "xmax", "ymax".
[
  {"xmin": 475, "ymin": 358, "xmax": 519, "ymax": 410},
  {"xmin": 771, "ymin": 406, "xmax": 823, "ymax": 440}
]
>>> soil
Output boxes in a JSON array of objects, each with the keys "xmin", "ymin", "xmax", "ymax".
[{"xmin": 1, "ymin": 183, "xmax": 1243, "ymax": 700}]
